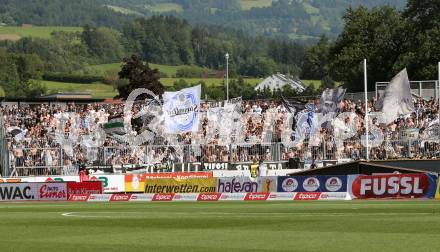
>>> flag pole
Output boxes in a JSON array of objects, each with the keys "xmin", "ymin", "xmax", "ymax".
[
  {"xmin": 438, "ymin": 62, "xmax": 440, "ymax": 133},
  {"xmin": 364, "ymin": 59, "xmax": 370, "ymax": 161}
]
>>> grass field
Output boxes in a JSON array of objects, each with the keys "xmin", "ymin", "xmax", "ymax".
[
  {"xmin": 2, "ymin": 77, "xmax": 319, "ymax": 98},
  {"xmin": 240, "ymin": 0, "xmax": 273, "ymax": 10},
  {"xmin": 144, "ymin": 3, "xmax": 183, "ymax": 13},
  {"xmin": 105, "ymin": 5, "xmax": 143, "ymax": 16},
  {"xmin": 42, "ymin": 80, "xmax": 117, "ymax": 99},
  {"xmin": 0, "ymin": 201, "xmax": 438, "ymax": 252},
  {"xmin": 0, "ymin": 26, "xmax": 82, "ymax": 40}
]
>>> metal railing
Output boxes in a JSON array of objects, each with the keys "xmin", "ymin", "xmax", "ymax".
[
  {"xmin": 0, "ymin": 113, "xmax": 8, "ymax": 176},
  {"xmin": 5, "ymin": 135, "xmax": 440, "ymax": 176},
  {"xmin": 376, "ymin": 80, "xmax": 439, "ymax": 100}
]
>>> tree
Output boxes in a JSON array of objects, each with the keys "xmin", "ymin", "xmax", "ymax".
[
  {"xmin": 117, "ymin": 55, "xmax": 165, "ymax": 99},
  {"xmin": 81, "ymin": 26, "xmax": 126, "ymax": 64},
  {"xmin": 0, "ymin": 51, "xmax": 46, "ymax": 98},
  {"xmin": 329, "ymin": 6, "xmax": 406, "ymax": 91},
  {"xmin": 398, "ymin": 0, "xmax": 440, "ymax": 79},
  {"xmin": 302, "ymin": 35, "xmax": 331, "ymax": 80}
]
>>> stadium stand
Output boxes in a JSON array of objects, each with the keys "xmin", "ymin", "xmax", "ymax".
[{"xmin": 0, "ymin": 96, "xmax": 439, "ymax": 176}]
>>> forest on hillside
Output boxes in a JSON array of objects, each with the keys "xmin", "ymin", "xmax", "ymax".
[{"xmin": 0, "ymin": 0, "xmax": 407, "ymax": 42}]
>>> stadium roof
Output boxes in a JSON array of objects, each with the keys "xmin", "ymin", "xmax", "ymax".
[{"xmin": 288, "ymin": 160, "xmax": 439, "ymax": 176}]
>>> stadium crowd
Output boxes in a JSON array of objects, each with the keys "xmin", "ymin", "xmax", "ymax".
[{"xmin": 1, "ymin": 96, "xmax": 439, "ymax": 173}]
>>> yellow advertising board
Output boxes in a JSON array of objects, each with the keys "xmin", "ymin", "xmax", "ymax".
[
  {"xmin": 435, "ymin": 178, "xmax": 440, "ymax": 200},
  {"xmin": 144, "ymin": 178, "xmax": 216, "ymax": 193},
  {"xmin": 125, "ymin": 174, "xmax": 146, "ymax": 192}
]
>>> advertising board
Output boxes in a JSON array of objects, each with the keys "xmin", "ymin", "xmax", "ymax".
[
  {"xmin": 129, "ymin": 194, "xmax": 154, "ymax": 202},
  {"xmin": 145, "ymin": 178, "xmax": 216, "ymax": 193},
  {"xmin": 197, "ymin": 193, "xmax": 222, "ymax": 201},
  {"xmin": 88, "ymin": 194, "xmax": 112, "ymax": 202},
  {"xmin": 0, "ymin": 183, "xmax": 67, "ymax": 201},
  {"xmin": 216, "ymin": 177, "xmax": 277, "ymax": 193},
  {"xmin": 173, "ymin": 193, "xmax": 199, "ymax": 201},
  {"xmin": 125, "ymin": 174, "xmax": 146, "ymax": 193},
  {"xmin": 436, "ymin": 179, "xmax": 440, "ymax": 200},
  {"xmin": 348, "ymin": 173, "xmax": 437, "ymax": 199},
  {"xmin": 37, "ymin": 183, "xmax": 67, "ymax": 201},
  {"xmin": 67, "ymin": 181, "xmax": 103, "ymax": 195},
  {"xmin": 68, "ymin": 194, "xmax": 90, "ymax": 202},
  {"xmin": 277, "ymin": 176, "xmax": 347, "ymax": 193},
  {"xmin": 267, "ymin": 192, "xmax": 296, "ymax": 201},
  {"xmin": 244, "ymin": 192, "xmax": 270, "ymax": 201},
  {"xmin": 152, "ymin": 193, "xmax": 175, "ymax": 201},
  {"xmin": 89, "ymin": 175, "xmax": 125, "ymax": 193},
  {"xmin": 219, "ymin": 193, "xmax": 247, "ymax": 201},
  {"xmin": 110, "ymin": 194, "xmax": 132, "ymax": 202},
  {"xmin": 143, "ymin": 172, "xmax": 213, "ymax": 179}
]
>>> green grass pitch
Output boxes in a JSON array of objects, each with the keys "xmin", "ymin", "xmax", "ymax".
[{"xmin": 0, "ymin": 201, "xmax": 439, "ymax": 251}]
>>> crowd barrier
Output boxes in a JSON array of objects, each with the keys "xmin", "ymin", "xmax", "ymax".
[{"xmin": 1, "ymin": 172, "xmax": 439, "ymax": 201}]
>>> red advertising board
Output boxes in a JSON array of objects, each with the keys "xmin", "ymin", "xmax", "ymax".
[
  {"xmin": 110, "ymin": 194, "xmax": 132, "ymax": 202},
  {"xmin": 244, "ymin": 192, "xmax": 270, "ymax": 201},
  {"xmin": 294, "ymin": 192, "xmax": 321, "ymax": 200},
  {"xmin": 349, "ymin": 174, "xmax": 435, "ymax": 199},
  {"xmin": 152, "ymin": 193, "xmax": 175, "ymax": 201},
  {"xmin": 68, "ymin": 194, "xmax": 90, "ymax": 202},
  {"xmin": 67, "ymin": 181, "xmax": 103, "ymax": 196},
  {"xmin": 197, "ymin": 192, "xmax": 221, "ymax": 201}
]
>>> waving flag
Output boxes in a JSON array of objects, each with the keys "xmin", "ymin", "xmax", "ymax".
[
  {"xmin": 377, "ymin": 69, "xmax": 415, "ymax": 124},
  {"xmin": 163, "ymin": 85, "xmax": 201, "ymax": 134}
]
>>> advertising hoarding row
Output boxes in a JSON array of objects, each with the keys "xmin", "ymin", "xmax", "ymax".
[{"xmin": 3, "ymin": 172, "xmax": 438, "ymax": 200}]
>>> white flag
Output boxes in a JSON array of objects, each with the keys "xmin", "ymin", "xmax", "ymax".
[
  {"xmin": 379, "ymin": 68, "xmax": 415, "ymax": 124},
  {"xmin": 163, "ymin": 85, "xmax": 201, "ymax": 134}
]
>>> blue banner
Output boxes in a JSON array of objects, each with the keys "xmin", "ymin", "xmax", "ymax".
[{"xmin": 277, "ymin": 175, "xmax": 347, "ymax": 192}]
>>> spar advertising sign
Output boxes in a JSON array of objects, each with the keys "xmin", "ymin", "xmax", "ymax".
[
  {"xmin": 89, "ymin": 175, "xmax": 125, "ymax": 193},
  {"xmin": 277, "ymin": 176, "xmax": 347, "ymax": 192},
  {"xmin": 0, "ymin": 183, "xmax": 67, "ymax": 201},
  {"xmin": 216, "ymin": 177, "xmax": 278, "ymax": 193},
  {"xmin": 348, "ymin": 173, "xmax": 437, "ymax": 199}
]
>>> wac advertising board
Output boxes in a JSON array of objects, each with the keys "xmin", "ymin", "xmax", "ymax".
[
  {"xmin": 348, "ymin": 173, "xmax": 438, "ymax": 199},
  {"xmin": 0, "ymin": 183, "xmax": 67, "ymax": 201},
  {"xmin": 277, "ymin": 176, "xmax": 347, "ymax": 192},
  {"xmin": 216, "ymin": 177, "xmax": 278, "ymax": 193},
  {"xmin": 145, "ymin": 178, "xmax": 217, "ymax": 193}
]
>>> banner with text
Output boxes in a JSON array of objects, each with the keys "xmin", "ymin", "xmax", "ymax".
[
  {"xmin": 348, "ymin": 173, "xmax": 437, "ymax": 199},
  {"xmin": 216, "ymin": 177, "xmax": 278, "ymax": 193},
  {"xmin": 89, "ymin": 175, "xmax": 125, "ymax": 193},
  {"xmin": 144, "ymin": 178, "xmax": 216, "ymax": 193},
  {"xmin": 0, "ymin": 183, "xmax": 67, "ymax": 201}
]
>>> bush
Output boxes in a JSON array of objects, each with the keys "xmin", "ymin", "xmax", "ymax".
[{"xmin": 43, "ymin": 72, "xmax": 104, "ymax": 83}]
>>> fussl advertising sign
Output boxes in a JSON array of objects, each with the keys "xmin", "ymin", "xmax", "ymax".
[{"xmin": 348, "ymin": 173, "xmax": 437, "ymax": 199}]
